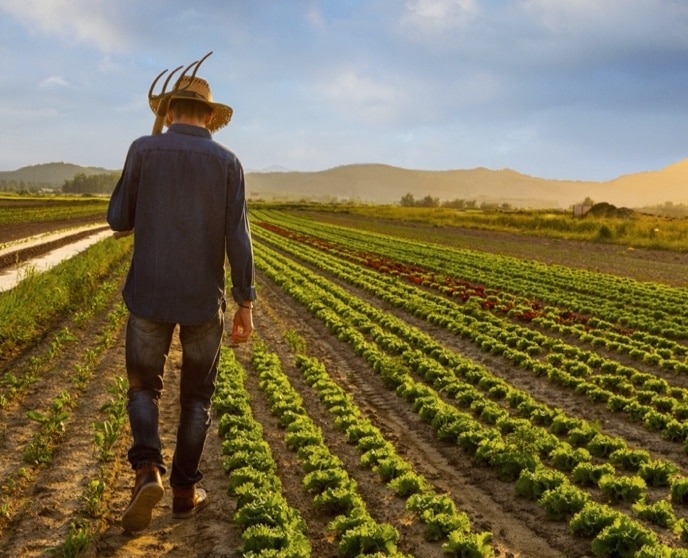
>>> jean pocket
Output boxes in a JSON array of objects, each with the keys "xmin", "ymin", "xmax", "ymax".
[{"xmin": 129, "ymin": 313, "xmax": 169, "ymax": 335}]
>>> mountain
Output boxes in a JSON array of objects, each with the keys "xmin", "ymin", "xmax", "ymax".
[
  {"xmin": 600, "ymin": 159, "xmax": 688, "ymax": 207},
  {"xmin": 244, "ymin": 160, "xmax": 688, "ymax": 208},
  {"xmin": 249, "ymin": 164, "xmax": 293, "ymax": 173},
  {"xmin": 2, "ymin": 159, "xmax": 687, "ymax": 208},
  {"xmin": 0, "ymin": 162, "xmax": 114, "ymax": 187}
]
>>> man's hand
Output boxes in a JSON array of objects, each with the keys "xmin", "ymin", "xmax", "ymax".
[
  {"xmin": 112, "ymin": 229, "xmax": 134, "ymax": 239},
  {"xmin": 232, "ymin": 304, "xmax": 254, "ymax": 343}
]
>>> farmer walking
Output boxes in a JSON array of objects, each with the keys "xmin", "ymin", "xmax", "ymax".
[{"xmin": 107, "ymin": 54, "xmax": 255, "ymax": 532}]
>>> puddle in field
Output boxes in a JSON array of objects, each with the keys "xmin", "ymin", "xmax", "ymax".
[{"xmin": 0, "ymin": 229, "xmax": 114, "ymax": 293}]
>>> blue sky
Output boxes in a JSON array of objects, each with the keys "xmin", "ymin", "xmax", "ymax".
[{"xmin": 1, "ymin": 0, "xmax": 687, "ymax": 180}]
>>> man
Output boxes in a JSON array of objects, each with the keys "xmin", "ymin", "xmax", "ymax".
[{"xmin": 107, "ymin": 69, "xmax": 255, "ymax": 532}]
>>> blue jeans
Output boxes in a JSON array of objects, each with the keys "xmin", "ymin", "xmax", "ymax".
[{"xmin": 125, "ymin": 309, "xmax": 224, "ymax": 488}]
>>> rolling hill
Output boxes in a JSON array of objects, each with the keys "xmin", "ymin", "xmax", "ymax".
[
  {"xmin": 245, "ymin": 160, "xmax": 688, "ymax": 208},
  {"xmin": 2, "ymin": 159, "xmax": 686, "ymax": 208},
  {"xmin": 0, "ymin": 162, "xmax": 112, "ymax": 187}
]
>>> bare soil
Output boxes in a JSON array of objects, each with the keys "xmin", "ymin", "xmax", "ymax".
[
  {"xmin": 0, "ymin": 215, "xmax": 106, "ymax": 249},
  {"xmin": 2, "ymin": 218, "xmax": 685, "ymax": 557}
]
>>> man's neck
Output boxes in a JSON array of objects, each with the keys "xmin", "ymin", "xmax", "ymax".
[{"xmin": 168, "ymin": 115, "xmax": 208, "ymax": 128}]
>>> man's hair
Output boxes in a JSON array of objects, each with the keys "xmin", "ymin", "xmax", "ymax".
[{"xmin": 168, "ymin": 98, "xmax": 212, "ymax": 121}]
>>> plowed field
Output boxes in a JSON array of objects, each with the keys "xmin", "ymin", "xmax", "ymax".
[{"xmin": 2, "ymin": 210, "xmax": 688, "ymax": 558}]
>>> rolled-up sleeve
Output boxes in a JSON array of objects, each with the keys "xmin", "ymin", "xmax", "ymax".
[{"xmin": 225, "ymin": 161, "xmax": 256, "ymax": 303}]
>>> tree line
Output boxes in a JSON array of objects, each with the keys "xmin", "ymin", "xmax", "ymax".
[
  {"xmin": 399, "ymin": 193, "xmax": 512, "ymax": 211},
  {"xmin": 62, "ymin": 172, "xmax": 120, "ymax": 194}
]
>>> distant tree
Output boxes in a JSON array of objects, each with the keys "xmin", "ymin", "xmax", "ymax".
[
  {"xmin": 418, "ymin": 195, "xmax": 439, "ymax": 208},
  {"xmin": 586, "ymin": 202, "xmax": 635, "ymax": 219},
  {"xmin": 400, "ymin": 193, "xmax": 415, "ymax": 207},
  {"xmin": 399, "ymin": 193, "xmax": 440, "ymax": 208},
  {"xmin": 442, "ymin": 198, "xmax": 467, "ymax": 209},
  {"xmin": 640, "ymin": 201, "xmax": 688, "ymax": 218},
  {"xmin": 62, "ymin": 172, "xmax": 119, "ymax": 194}
]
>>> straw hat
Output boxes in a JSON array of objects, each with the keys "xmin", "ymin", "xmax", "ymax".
[{"xmin": 149, "ymin": 75, "xmax": 233, "ymax": 132}]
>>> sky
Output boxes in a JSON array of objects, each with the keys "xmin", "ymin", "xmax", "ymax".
[{"xmin": 1, "ymin": 0, "xmax": 688, "ymax": 181}]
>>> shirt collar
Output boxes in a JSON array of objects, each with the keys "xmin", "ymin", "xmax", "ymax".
[{"xmin": 166, "ymin": 123, "xmax": 212, "ymax": 139}]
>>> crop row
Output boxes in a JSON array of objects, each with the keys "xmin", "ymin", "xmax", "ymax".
[
  {"xmin": 252, "ymin": 213, "xmax": 688, "ymax": 406},
  {"xmin": 214, "ymin": 346, "xmax": 312, "ymax": 556},
  {"xmin": 248, "ymin": 340, "xmax": 411, "ymax": 557},
  {"xmin": 0, "ymin": 298, "xmax": 129, "ymax": 547},
  {"xmin": 0, "ymin": 230, "xmax": 132, "ymax": 552},
  {"xmin": 0, "ymin": 235, "xmax": 132, "ymax": 359},
  {"xmin": 292, "ymin": 347, "xmax": 493, "ymax": 555},
  {"xmin": 250, "ymin": 222, "xmax": 688, "ymax": 447},
  {"xmin": 259, "ymin": 213, "xmax": 688, "ymax": 369},
  {"xmin": 253, "ymin": 209, "xmax": 688, "ymax": 339},
  {"xmin": 0, "ymin": 198, "xmax": 107, "ymax": 227},
  {"xmin": 252, "ymin": 234, "xmax": 688, "ymax": 556}
]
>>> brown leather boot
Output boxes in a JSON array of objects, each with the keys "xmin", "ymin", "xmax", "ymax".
[
  {"xmin": 172, "ymin": 485, "xmax": 208, "ymax": 519},
  {"xmin": 121, "ymin": 463, "xmax": 164, "ymax": 532}
]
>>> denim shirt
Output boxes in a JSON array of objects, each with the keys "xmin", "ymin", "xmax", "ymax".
[{"xmin": 107, "ymin": 123, "xmax": 256, "ymax": 325}]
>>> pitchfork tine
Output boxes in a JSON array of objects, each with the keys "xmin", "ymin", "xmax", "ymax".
[
  {"xmin": 175, "ymin": 51, "xmax": 214, "ymax": 91},
  {"xmin": 189, "ymin": 51, "xmax": 213, "ymax": 81},
  {"xmin": 148, "ymin": 53, "xmax": 214, "ymax": 132},
  {"xmin": 161, "ymin": 65, "xmax": 184, "ymax": 94},
  {"xmin": 174, "ymin": 60, "xmax": 200, "ymax": 91},
  {"xmin": 148, "ymin": 69, "xmax": 168, "ymax": 100},
  {"xmin": 148, "ymin": 65, "xmax": 183, "ymax": 101}
]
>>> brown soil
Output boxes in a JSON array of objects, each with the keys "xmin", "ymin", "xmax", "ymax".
[
  {"xmin": 0, "ymin": 224, "xmax": 110, "ymax": 270},
  {"xmin": 2, "ymin": 218, "xmax": 686, "ymax": 557},
  {"xmin": 0, "ymin": 215, "xmax": 106, "ymax": 248},
  {"xmin": 0, "ymin": 215, "xmax": 110, "ymax": 279}
]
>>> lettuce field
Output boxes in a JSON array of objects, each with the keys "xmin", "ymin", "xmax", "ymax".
[{"xmin": 2, "ymin": 202, "xmax": 688, "ymax": 557}]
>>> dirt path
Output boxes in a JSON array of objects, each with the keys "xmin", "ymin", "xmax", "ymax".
[{"xmin": 94, "ymin": 332, "xmax": 245, "ymax": 558}]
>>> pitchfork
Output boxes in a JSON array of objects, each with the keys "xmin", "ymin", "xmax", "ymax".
[
  {"xmin": 148, "ymin": 51, "xmax": 213, "ymax": 134},
  {"xmin": 112, "ymin": 51, "xmax": 214, "ymax": 239}
]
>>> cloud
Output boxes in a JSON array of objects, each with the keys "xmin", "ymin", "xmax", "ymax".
[
  {"xmin": 402, "ymin": 0, "xmax": 478, "ymax": 31},
  {"xmin": 305, "ymin": 4, "xmax": 325, "ymax": 27},
  {"xmin": 317, "ymin": 68, "xmax": 406, "ymax": 125},
  {"xmin": 0, "ymin": 0, "xmax": 128, "ymax": 52},
  {"xmin": 39, "ymin": 75, "xmax": 72, "ymax": 89},
  {"xmin": 0, "ymin": 0, "xmax": 687, "ymax": 180}
]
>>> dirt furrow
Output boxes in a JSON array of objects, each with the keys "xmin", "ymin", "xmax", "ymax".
[
  {"xmin": 233, "ymin": 344, "xmax": 340, "ymax": 558},
  {"xmin": 0, "ymin": 216, "xmax": 106, "ymax": 248},
  {"xmin": 94, "ymin": 332, "xmax": 244, "ymax": 558},
  {"xmin": 0, "ymin": 225, "xmax": 110, "ymax": 271},
  {"xmin": 254, "ymin": 270, "xmax": 588, "ymax": 557},
  {"xmin": 0, "ymin": 325, "xmax": 127, "ymax": 557},
  {"xmin": 0, "ymin": 296, "xmax": 126, "ymax": 535}
]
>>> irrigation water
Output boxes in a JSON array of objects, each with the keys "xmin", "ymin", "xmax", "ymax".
[{"xmin": 0, "ymin": 225, "xmax": 113, "ymax": 292}]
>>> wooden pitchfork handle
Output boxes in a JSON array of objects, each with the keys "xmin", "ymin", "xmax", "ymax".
[{"xmin": 148, "ymin": 51, "xmax": 213, "ymax": 134}]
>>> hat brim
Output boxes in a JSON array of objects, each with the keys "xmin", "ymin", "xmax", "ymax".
[{"xmin": 149, "ymin": 95, "xmax": 233, "ymax": 133}]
